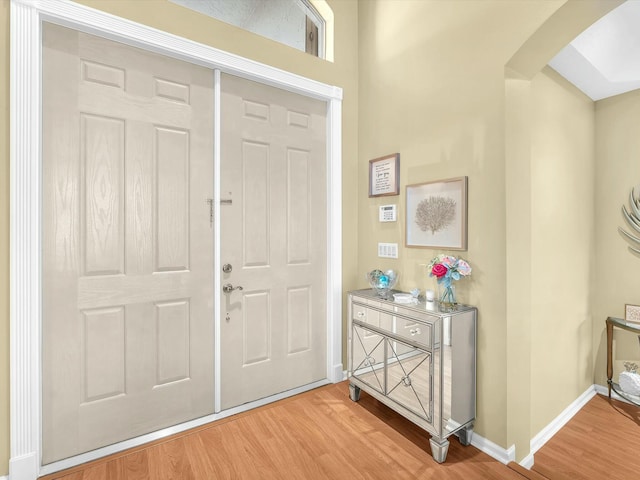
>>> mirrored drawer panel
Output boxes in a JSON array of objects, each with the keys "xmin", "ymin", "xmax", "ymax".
[
  {"xmin": 351, "ymin": 323, "xmax": 386, "ymax": 395},
  {"xmin": 352, "ymin": 302, "xmax": 394, "ymax": 331},
  {"xmin": 395, "ymin": 316, "xmax": 432, "ymax": 349},
  {"xmin": 386, "ymin": 339, "xmax": 433, "ymax": 423}
]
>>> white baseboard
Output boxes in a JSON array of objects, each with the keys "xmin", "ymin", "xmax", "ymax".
[
  {"xmin": 469, "ymin": 432, "xmax": 516, "ymax": 464},
  {"xmin": 0, "ymin": 475, "xmax": 8, "ymax": 480},
  {"xmin": 8, "ymin": 452, "xmax": 38, "ymax": 480},
  {"xmin": 594, "ymin": 383, "xmax": 614, "ymax": 398},
  {"xmin": 529, "ymin": 384, "xmax": 596, "ymax": 456},
  {"xmin": 593, "ymin": 383, "xmax": 638, "ymax": 404},
  {"xmin": 331, "ymin": 364, "xmax": 345, "ymax": 383},
  {"xmin": 519, "ymin": 452, "xmax": 534, "ymax": 469},
  {"xmin": 473, "ymin": 384, "xmax": 601, "ymax": 470}
]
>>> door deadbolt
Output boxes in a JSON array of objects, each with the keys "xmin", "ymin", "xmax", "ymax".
[
  {"xmin": 222, "ymin": 264, "xmax": 232, "ymax": 273},
  {"xmin": 222, "ymin": 283, "xmax": 243, "ymax": 294}
]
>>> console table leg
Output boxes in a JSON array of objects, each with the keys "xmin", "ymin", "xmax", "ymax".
[
  {"xmin": 458, "ymin": 425, "xmax": 473, "ymax": 446},
  {"xmin": 429, "ymin": 437, "xmax": 450, "ymax": 463},
  {"xmin": 349, "ymin": 383, "xmax": 361, "ymax": 402},
  {"xmin": 607, "ymin": 319, "xmax": 614, "ymax": 398}
]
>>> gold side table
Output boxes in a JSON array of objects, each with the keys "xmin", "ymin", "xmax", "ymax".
[{"xmin": 606, "ymin": 316, "xmax": 640, "ymax": 406}]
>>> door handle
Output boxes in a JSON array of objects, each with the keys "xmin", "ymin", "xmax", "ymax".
[{"xmin": 223, "ymin": 283, "xmax": 244, "ymax": 294}]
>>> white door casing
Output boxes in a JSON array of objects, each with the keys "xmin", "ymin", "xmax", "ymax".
[
  {"xmin": 42, "ymin": 23, "xmax": 215, "ymax": 463},
  {"xmin": 10, "ymin": 1, "xmax": 342, "ymax": 478},
  {"xmin": 220, "ymin": 74, "xmax": 327, "ymax": 410}
]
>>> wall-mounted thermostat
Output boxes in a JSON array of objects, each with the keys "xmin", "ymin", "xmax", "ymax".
[{"xmin": 379, "ymin": 204, "xmax": 397, "ymax": 222}]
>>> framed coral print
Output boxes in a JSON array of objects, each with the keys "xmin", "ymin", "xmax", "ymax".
[
  {"xmin": 369, "ymin": 153, "xmax": 400, "ymax": 197},
  {"xmin": 625, "ymin": 304, "xmax": 640, "ymax": 324},
  {"xmin": 406, "ymin": 176, "xmax": 468, "ymax": 250}
]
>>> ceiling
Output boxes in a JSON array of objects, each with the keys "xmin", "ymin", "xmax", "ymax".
[{"xmin": 548, "ymin": 1, "xmax": 640, "ymax": 101}]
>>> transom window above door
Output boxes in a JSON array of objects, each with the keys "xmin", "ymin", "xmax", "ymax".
[{"xmin": 170, "ymin": 0, "xmax": 330, "ymax": 59}]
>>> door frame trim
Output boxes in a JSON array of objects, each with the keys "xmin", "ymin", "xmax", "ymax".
[{"xmin": 9, "ymin": 0, "xmax": 343, "ymax": 477}]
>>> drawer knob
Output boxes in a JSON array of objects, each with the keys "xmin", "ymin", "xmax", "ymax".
[
  {"xmin": 410, "ymin": 328, "xmax": 421, "ymax": 336},
  {"xmin": 357, "ymin": 311, "xmax": 366, "ymax": 318}
]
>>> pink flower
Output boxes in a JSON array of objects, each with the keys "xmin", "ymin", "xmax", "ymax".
[
  {"xmin": 457, "ymin": 260, "xmax": 472, "ymax": 276},
  {"xmin": 431, "ymin": 263, "xmax": 448, "ymax": 278},
  {"xmin": 440, "ymin": 256, "xmax": 457, "ymax": 268}
]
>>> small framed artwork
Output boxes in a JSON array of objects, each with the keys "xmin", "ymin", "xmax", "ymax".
[
  {"xmin": 625, "ymin": 304, "xmax": 640, "ymax": 324},
  {"xmin": 369, "ymin": 153, "xmax": 400, "ymax": 197},
  {"xmin": 406, "ymin": 176, "xmax": 468, "ymax": 250}
]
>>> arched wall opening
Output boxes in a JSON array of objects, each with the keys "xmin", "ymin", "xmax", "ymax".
[{"xmin": 504, "ymin": 0, "xmax": 624, "ymax": 465}]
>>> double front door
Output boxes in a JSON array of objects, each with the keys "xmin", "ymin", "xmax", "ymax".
[
  {"xmin": 42, "ymin": 23, "xmax": 327, "ymax": 464},
  {"xmin": 219, "ymin": 74, "xmax": 327, "ymax": 410}
]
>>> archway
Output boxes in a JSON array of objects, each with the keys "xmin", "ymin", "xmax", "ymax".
[{"xmin": 503, "ymin": 0, "xmax": 623, "ymax": 466}]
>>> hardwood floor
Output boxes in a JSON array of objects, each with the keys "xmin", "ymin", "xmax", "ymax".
[
  {"xmin": 41, "ymin": 383, "xmax": 640, "ymax": 480},
  {"xmin": 526, "ymin": 394, "xmax": 640, "ymax": 480},
  {"xmin": 43, "ymin": 382, "xmax": 524, "ymax": 480}
]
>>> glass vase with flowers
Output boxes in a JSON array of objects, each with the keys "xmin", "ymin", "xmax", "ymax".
[{"xmin": 427, "ymin": 254, "xmax": 472, "ymax": 312}]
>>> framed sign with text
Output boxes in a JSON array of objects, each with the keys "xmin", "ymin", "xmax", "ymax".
[{"xmin": 369, "ymin": 153, "xmax": 400, "ymax": 197}]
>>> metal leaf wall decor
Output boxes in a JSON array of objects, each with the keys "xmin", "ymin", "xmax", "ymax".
[{"xmin": 619, "ymin": 187, "xmax": 640, "ymax": 255}]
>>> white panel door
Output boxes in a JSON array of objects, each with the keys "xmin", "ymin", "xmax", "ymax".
[
  {"xmin": 220, "ymin": 74, "xmax": 327, "ymax": 410},
  {"xmin": 42, "ymin": 23, "xmax": 214, "ymax": 463}
]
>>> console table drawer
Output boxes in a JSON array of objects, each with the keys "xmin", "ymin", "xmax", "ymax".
[
  {"xmin": 352, "ymin": 303, "xmax": 368, "ymax": 321},
  {"xmin": 395, "ymin": 316, "xmax": 432, "ymax": 348},
  {"xmin": 352, "ymin": 301, "xmax": 433, "ymax": 349},
  {"xmin": 351, "ymin": 302, "xmax": 394, "ymax": 331}
]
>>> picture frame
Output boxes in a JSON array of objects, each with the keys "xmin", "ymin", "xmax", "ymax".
[
  {"xmin": 625, "ymin": 304, "xmax": 640, "ymax": 324},
  {"xmin": 369, "ymin": 153, "xmax": 400, "ymax": 197},
  {"xmin": 406, "ymin": 176, "xmax": 468, "ymax": 250}
]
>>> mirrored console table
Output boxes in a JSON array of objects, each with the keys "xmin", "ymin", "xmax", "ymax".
[
  {"xmin": 347, "ymin": 289, "xmax": 477, "ymax": 463},
  {"xmin": 606, "ymin": 316, "xmax": 640, "ymax": 406}
]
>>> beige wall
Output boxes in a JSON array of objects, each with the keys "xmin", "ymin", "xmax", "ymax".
[
  {"xmin": 2, "ymin": 0, "xmax": 633, "ymax": 474},
  {"xmin": 502, "ymin": 0, "xmax": 621, "ymax": 461},
  {"xmin": 358, "ymin": 0, "xmax": 622, "ymax": 461},
  {"xmin": 593, "ymin": 90, "xmax": 640, "ymax": 387},
  {"xmin": 529, "ymin": 67, "xmax": 595, "ymax": 435},
  {"xmin": 357, "ymin": 0, "xmax": 569, "ymax": 452},
  {"xmin": 0, "ymin": 0, "xmax": 358, "ymax": 474}
]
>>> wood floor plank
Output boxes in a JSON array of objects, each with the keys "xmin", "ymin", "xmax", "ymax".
[
  {"xmin": 507, "ymin": 462, "xmax": 547, "ymax": 480},
  {"xmin": 52, "ymin": 472, "xmax": 84, "ymax": 480},
  {"xmin": 147, "ymin": 437, "xmax": 196, "ymax": 480},
  {"xmin": 78, "ymin": 460, "xmax": 119, "ymax": 480},
  {"xmin": 117, "ymin": 451, "xmax": 149, "ymax": 480}
]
